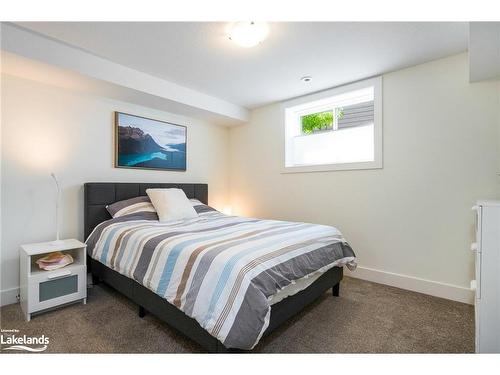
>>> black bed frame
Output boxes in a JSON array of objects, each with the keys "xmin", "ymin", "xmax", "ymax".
[{"xmin": 84, "ymin": 182, "xmax": 343, "ymax": 353}]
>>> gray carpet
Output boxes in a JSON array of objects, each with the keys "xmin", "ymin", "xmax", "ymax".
[{"xmin": 0, "ymin": 277, "xmax": 474, "ymax": 353}]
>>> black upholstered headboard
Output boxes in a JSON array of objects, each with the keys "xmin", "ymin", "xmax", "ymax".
[{"xmin": 84, "ymin": 182, "xmax": 208, "ymax": 239}]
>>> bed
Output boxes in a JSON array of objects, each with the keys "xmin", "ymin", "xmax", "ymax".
[{"xmin": 84, "ymin": 182, "xmax": 356, "ymax": 352}]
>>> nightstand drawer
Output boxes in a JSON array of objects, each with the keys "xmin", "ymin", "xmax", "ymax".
[
  {"xmin": 28, "ymin": 264, "xmax": 86, "ymax": 313},
  {"xmin": 39, "ymin": 274, "xmax": 78, "ymax": 302}
]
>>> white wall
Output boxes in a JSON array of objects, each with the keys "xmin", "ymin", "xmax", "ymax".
[
  {"xmin": 229, "ymin": 53, "xmax": 500, "ymax": 304},
  {"xmin": 2, "ymin": 52, "xmax": 499, "ymax": 307},
  {"xmin": 1, "ymin": 74, "xmax": 230, "ymax": 305}
]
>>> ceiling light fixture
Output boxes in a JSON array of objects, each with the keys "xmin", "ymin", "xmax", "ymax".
[
  {"xmin": 227, "ymin": 22, "xmax": 269, "ymax": 48},
  {"xmin": 301, "ymin": 76, "xmax": 312, "ymax": 83}
]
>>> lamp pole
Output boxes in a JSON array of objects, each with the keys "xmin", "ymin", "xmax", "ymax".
[{"xmin": 50, "ymin": 173, "xmax": 61, "ymax": 242}]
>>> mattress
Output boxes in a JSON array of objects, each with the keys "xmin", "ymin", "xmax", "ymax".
[
  {"xmin": 86, "ymin": 200, "xmax": 356, "ymax": 349},
  {"xmin": 268, "ymin": 269, "xmax": 322, "ymax": 305}
]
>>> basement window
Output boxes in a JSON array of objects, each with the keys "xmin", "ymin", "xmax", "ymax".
[{"xmin": 283, "ymin": 76, "xmax": 382, "ymax": 172}]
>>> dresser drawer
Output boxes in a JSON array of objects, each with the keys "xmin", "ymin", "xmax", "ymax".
[
  {"xmin": 473, "ymin": 205, "xmax": 482, "ymax": 253},
  {"xmin": 475, "ymin": 250, "xmax": 481, "ymax": 300}
]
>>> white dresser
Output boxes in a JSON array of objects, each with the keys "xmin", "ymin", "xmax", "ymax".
[{"xmin": 472, "ymin": 201, "xmax": 500, "ymax": 353}]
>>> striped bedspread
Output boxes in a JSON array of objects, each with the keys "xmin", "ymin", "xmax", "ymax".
[{"xmin": 86, "ymin": 200, "xmax": 356, "ymax": 349}]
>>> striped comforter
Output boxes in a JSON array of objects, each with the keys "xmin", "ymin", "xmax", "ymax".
[{"xmin": 86, "ymin": 201, "xmax": 356, "ymax": 349}]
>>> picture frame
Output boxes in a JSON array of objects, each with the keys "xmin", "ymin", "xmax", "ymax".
[{"xmin": 114, "ymin": 112, "xmax": 187, "ymax": 171}]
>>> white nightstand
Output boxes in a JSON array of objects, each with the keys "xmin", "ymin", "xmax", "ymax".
[{"xmin": 19, "ymin": 239, "xmax": 87, "ymax": 321}]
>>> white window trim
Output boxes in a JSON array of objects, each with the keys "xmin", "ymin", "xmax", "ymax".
[{"xmin": 281, "ymin": 76, "xmax": 383, "ymax": 173}]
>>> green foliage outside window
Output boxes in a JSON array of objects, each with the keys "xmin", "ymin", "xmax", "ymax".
[{"xmin": 301, "ymin": 108, "xmax": 344, "ymax": 134}]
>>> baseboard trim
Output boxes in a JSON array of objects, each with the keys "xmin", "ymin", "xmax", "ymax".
[
  {"xmin": 346, "ymin": 266, "xmax": 474, "ymax": 305},
  {"xmin": 1, "ymin": 287, "xmax": 20, "ymax": 307}
]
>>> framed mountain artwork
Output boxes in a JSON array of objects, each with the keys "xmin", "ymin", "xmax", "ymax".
[{"xmin": 114, "ymin": 112, "xmax": 187, "ymax": 171}]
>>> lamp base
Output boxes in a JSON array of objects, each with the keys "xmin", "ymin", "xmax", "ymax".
[{"xmin": 47, "ymin": 239, "xmax": 66, "ymax": 246}]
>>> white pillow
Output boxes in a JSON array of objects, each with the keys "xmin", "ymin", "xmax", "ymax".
[{"xmin": 146, "ymin": 188, "xmax": 199, "ymax": 222}]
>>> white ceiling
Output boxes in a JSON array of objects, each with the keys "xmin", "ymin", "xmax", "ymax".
[{"xmin": 16, "ymin": 22, "xmax": 468, "ymax": 109}]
